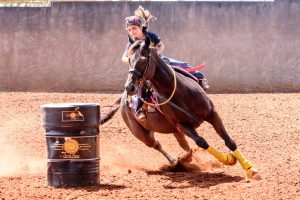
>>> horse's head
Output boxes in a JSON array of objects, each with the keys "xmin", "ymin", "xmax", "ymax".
[{"xmin": 125, "ymin": 37, "xmax": 155, "ymax": 96}]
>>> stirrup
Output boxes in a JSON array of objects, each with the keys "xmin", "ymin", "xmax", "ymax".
[{"xmin": 136, "ymin": 110, "xmax": 146, "ymax": 121}]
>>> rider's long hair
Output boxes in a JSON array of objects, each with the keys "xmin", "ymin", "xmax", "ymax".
[{"xmin": 134, "ymin": 5, "xmax": 157, "ymax": 32}]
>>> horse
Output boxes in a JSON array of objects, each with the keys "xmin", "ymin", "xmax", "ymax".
[{"xmin": 120, "ymin": 37, "xmax": 258, "ymax": 179}]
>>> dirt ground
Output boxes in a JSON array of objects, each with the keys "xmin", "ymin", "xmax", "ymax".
[{"xmin": 0, "ymin": 92, "xmax": 299, "ymax": 200}]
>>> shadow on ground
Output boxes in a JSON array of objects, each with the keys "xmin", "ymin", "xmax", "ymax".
[{"xmin": 146, "ymin": 162, "xmax": 243, "ymax": 189}]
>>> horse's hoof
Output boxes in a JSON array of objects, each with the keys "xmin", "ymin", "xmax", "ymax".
[
  {"xmin": 170, "ymin": 159, "xmax": 178, "ymax": 166},
  {"xmin": 225, "ymin": 153, "xmax": 237, "ymax": 166},
  {"xmin": 246, "ymin": 167, "xmax": 261, "ymax": 180},
  {"xmin": 178, "ymin": 151, "xmax": 193, "ymax": 164}
]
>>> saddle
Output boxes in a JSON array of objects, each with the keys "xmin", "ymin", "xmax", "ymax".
[{"xmin": 161, "ymin": 55, "xmax": 205, "ymax": 84}]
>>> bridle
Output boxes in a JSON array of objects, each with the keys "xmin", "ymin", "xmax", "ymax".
[{"xmin": 128, "ymin": 48, "xmax": 177, "ymax": 106}]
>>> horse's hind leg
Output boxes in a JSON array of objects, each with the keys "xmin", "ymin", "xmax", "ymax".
[
  {"xmin": 206, "ymin": 109, "xmax": 259, "ymax": 179},
  {"xmin": 176, "ymin": 124, "xmax": 246, "ymax": 172}
]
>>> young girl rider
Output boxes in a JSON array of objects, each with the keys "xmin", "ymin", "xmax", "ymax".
[{"xmin": 122, "ymin": 6, "xmax": 209, "ymax": 121}]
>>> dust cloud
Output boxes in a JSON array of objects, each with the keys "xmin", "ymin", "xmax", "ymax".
[
  {"xmin": 100, "ymin": 142, "xmax": 153, "ymax": 174},
  {"xmin": 0, "ymin": 135, "xmax": 46, "ymax": 177}
]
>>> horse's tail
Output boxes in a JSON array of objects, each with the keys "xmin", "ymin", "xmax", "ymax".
[{"xmin": 100, "ymin": 95, "xmax": 121, "ymax": 125}]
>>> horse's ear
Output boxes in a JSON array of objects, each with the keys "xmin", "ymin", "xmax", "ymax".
[
  {"xmin": 128, "ymin": 35, "xmax": 135, "ymax": 44},
  {"xmin": 145, "ymin": 36, "xmax": 150, "ymax": 48}
]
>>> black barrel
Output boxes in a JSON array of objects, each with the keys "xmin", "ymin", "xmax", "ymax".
[{"xmin": 41, "ymin": 103, "xmax": 100, "ymax": 188}]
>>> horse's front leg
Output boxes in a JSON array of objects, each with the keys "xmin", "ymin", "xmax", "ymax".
[
  {"xmin": 173, "ymin": 131, "xmax": 197, "ymax": 163},
  {"xmin": 206, "ymin": 110, "xmax": 259, "ymax": 179},
  {"xmin": 153, "ymin": 139, "xmax": 177, "ymax": 166},
  {"xmin": 121, "ymin": 107, "xmax": 177, "ymax": 166}
]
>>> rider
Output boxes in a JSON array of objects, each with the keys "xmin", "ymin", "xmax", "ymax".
[
  {"xmin": 122, "ymin": 7, "xmax": 165, "ymax": 63},
  {"xmin": 122, "ymin": 6, "xmax": 209, "ymax": 121}
]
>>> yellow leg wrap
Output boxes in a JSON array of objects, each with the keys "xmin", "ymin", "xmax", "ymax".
[
  {"xmin": 233, "ymin": 149, "xmax": 252, "ymax": 170},
  {"xmin": 207, "ymin": 146, "xmax": 237, "ymax": 166}
]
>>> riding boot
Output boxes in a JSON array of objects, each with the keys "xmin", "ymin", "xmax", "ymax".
[
  {"xmin": 200, "ymin": 78, "xmax": 210, "ymax": 91},
  {"xmin": 136, "ymin": 108, "xmax": 146, "ymax": 121}
]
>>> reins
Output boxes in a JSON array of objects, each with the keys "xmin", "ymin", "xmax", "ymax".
[{"xmin": 140, "ymin": 50, "xmax": 177, "ymax": 106}]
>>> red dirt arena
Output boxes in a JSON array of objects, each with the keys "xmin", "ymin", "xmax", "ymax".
[{"xmin": 0, "ymin": 92, "xmax": 299, "ymax": 200}]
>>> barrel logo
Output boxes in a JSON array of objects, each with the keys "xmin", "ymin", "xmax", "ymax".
[
  {"xmin": 63, "ymin": 139, "xmax": 80, "ymax": 154},
  {"xmin": 62, "ymin": 110, "xmax": 84, "ymax": 122}
]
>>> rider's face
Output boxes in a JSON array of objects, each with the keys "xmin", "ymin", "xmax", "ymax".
[{"xmin": 127, "ymin": 25, "xmax": 143, "ymax": 39}]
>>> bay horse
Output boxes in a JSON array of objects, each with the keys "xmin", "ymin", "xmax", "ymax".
[{"xmin": 120, "ymin": 38, "xmax": 258, "ymax": 179}]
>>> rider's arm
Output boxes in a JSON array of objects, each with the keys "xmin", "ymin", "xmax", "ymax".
[
  {"xmin": 122, "ymin": 51, "xmax": 129, "ymax": 65},
  {"xmin": 122, "ymin": 42, "xmax": 131, "ymax": 65}
]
